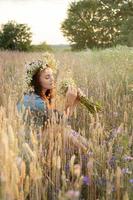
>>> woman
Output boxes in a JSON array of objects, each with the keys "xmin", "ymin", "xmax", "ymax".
[
  {"xmin": 17, "ymin": 60, "xmax": 89, "ymax": 150},
  {"xmin": 17, "ymin": 59, "xmax": 89, "ymax": 200}
]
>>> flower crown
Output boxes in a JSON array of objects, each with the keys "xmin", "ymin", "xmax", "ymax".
[
  {"xmin": 25, "ymin": 52, "xmax": 58, "ymax": 88},
  {"xmin": 25, "ymin": 60, "xmax": 48, "ymax": 87}
]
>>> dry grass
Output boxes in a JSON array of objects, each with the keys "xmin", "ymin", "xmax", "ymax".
[{"xmin": 0, "ymin": 46, "xmax": 133, "ymax": 200}]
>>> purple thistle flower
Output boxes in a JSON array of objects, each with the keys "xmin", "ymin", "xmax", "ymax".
[
  {"xmin": 129, "ymin": 179, "xmax": 133, "ymax": 184},
  {"xmin": 83, "ymin": 176, "xmax": 90, "ymax": 185}
]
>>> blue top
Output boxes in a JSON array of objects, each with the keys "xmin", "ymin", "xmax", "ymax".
[
  {"xmin": 17, "ymin": 92, "xmax": 49, "ymax": 127},
  {"xmin": 17, "ymin": 92, "xmax": 47, "ymax": 113},
  {"xmin": 17, "ymin": 92, "xmax": 63, "ymax": 127}
]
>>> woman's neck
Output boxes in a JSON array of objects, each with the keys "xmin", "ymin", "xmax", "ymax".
[{"xmin": 43, "ymin": 88, "xmax": 47, "ymax": 94}]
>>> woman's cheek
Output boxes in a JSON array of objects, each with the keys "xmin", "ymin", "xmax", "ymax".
[
  {"xmin": 40, "ymin": 79, "xmax": 46, "ymax": 87},
  {"xmin": 44, "ymin": 79, "xmax": 50, "ymax": 87}
]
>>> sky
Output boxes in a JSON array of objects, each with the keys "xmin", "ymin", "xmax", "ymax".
[{"xmin": 0, "ymin": 0, "xmax": 75, "ymax": 45}]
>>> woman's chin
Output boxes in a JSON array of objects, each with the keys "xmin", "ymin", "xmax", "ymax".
[{"xmin": 47, "ymin": 85, "xmax": 55, "ymax": 90}]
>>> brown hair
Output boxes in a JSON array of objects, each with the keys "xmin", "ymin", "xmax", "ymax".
[{"xmin": 31, "ymin": 66, "xmax": 56, "ymax": 110}]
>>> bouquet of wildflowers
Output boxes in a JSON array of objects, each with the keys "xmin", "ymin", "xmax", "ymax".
[{"xmin": 59, "ymin": 78, "xmax": 102, "ymax": 114}]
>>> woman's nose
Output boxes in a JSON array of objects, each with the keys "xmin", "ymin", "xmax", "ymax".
[
  {"xmin": 51, "ymin": 76, "xmax": 54, "ymax": 81},
  {"xmin": 50, "ymin": 78, "xmax": 54, "ymax": 83}
]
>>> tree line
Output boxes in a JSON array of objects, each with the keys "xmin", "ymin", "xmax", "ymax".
[
  {"xmin": 0, "ymin": 0, "xmax": 132, "ymax": 51},
  {"xmin": 0, "ymin": 21, "xmax": 52, "ymax": 52}
]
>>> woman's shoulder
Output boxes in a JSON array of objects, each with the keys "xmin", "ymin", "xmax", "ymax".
[{"xmin": 17, "ymin": 92, "xmax": 47, "ymax": 112}]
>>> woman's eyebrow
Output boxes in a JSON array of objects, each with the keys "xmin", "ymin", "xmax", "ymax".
[
  {"xmin": 46, "ymin": 73, "xmax": 52, "ymax": 76},
  {"xmin": 45, "ymin": 74, "xmax": 52, "ymax": 77}
]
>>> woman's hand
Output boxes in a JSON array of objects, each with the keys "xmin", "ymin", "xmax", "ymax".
[
  {"xmin": 77, "ymin": 88, "xmax": 86, "ymax": 98},
  {"xmin": 64, "ymin": 85, "xmax": 80, "ymax": 117}
]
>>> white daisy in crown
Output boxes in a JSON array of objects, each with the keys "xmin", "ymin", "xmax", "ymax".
[{"xmin": 25, "ymin": 59, "xmax": 47, "ymax": 87}]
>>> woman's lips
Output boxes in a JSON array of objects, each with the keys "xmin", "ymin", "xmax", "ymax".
[{"xmin": 49, "ymin": 83, "xmax": 54, "ymax": 87}]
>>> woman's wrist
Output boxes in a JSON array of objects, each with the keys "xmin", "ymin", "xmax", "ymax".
[{"xmin": 64, "ymin": 105, "xmax": 74, "ymax": 118}]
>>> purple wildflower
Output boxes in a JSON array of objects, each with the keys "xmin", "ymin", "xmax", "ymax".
[
  {"xmin": 109, "ymin": 156, "xmax": 116, "ymax": 168},
  {"xmin": 129, "ymin": 179, "xmax": 133, "ymax": 184},
  {"xmin": 65, "ymin": 162, "xmax": 70, "ymax": 172},
  {"xmin": 122, "ymin": 168, "xmax": 132, "ymax": 175},
  {"xmin": 83, "ymin": 176, "xmax": 90, "ymax": 185},
  {"xmin": 124, "ymin": 156, "xmax": 133, "ymax": 161}
]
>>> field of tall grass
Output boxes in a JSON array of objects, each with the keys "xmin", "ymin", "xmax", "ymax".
[{"xmin": 0, "ymin": 46, "xmax": 133, "ymax": 200}]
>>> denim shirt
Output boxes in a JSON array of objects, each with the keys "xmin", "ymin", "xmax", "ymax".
[
  {"xmin": 17, "ymin": 92, "xmax": 47, "ymax": 113},
  {"xmin": 17, "ymin": 92, "xmax": 63, "ymax": 127},
  {"xmin": 17, "ymin": 92, "xmax": 49, "ymax": 127}
]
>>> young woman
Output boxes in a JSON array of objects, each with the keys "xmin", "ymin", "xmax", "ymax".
[
  {"xmin": 17, "ymin": 60, "xmax": 90, "ymax": 200},
  {"xmin": 17, "ymin": 61, "xmax": 89, "ymax": 151}
]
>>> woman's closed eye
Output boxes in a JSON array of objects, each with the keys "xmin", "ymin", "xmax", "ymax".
[
  {"xmin": 46, "ymin": 75, "xmax": 54, "ymax": 80},
  {"xmin": 45, "ymin": 75, "xmax": 50, "ymax": 79}
]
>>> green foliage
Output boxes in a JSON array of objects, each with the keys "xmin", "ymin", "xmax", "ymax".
[
  {"xmin": 0, "ymin": 20, "xmax": 32, "ymax": 51},
  {"xmin": 61, "ymin": 0, "xmax": 133, "ymax": 50},
  {"xmin": 31, "ymin": 42, "xmax": 53, "ymax": 52},
  {"xmin": 118, "ymin": 17, "xmax": 133, "ymax": 47}
]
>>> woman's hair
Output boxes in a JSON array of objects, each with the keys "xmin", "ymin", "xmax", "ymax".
[{"xmin": 31, "ymin": 66, "xmax": 56, "ymax": 109}]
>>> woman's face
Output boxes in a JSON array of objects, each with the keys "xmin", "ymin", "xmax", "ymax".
[{"xmin": 39, "ymin": 67, "xmax": 55, "ymax": 90}]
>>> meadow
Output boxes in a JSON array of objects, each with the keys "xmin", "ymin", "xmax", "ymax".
[{"xmin": 0, "ymin": 46, "xmax": 133, "ymax": 200}]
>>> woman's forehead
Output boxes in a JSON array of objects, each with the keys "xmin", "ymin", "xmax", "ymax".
[{"xmin": 42, "ymin": 67, "xmax": 53, "ymax": 75}]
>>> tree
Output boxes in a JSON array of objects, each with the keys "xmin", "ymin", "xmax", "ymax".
[
  {"xmin": 0, "ymin": 21, "xmax": 32, "ymax": 51},
  {"xmin": 61, "ymin": 0, "xmax": 99, "ymax": 50},
  {"xmin": 61, "ymin": 0, "xmax": 133, "ymax": 50},
  {"xmin": 116, "ymin": 1, "xmax": 133, "ymax": 47},
  {"xmin": 118, "ymin": 16, "xmax": 133, "ymax": 47}
]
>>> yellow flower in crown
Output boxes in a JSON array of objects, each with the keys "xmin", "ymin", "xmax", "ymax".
[
  {"xmin": 41, "ymin": 52, "xmax": 58, "ymax": 74},
  {"xmin": 25, "ymin": 52, "xmax": 58, "ymax": 87}
]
